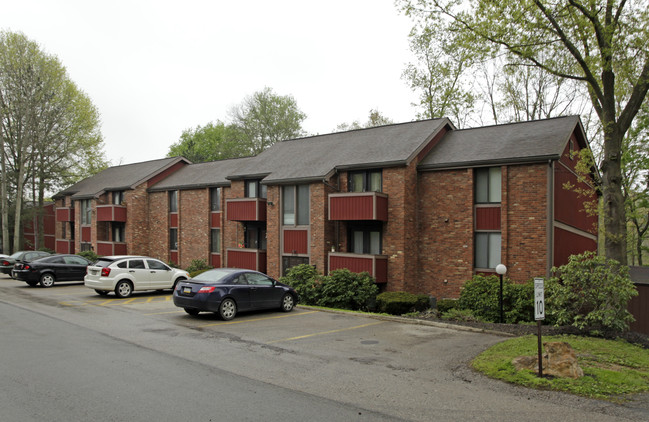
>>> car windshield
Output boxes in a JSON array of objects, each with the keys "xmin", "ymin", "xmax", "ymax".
[
  {"xmin": 191, "ymin": 269, "xmax": 236, "ymax": 284},
  {"xmin": 9, "ymin": 252, "xmax": 23, "ymax": 258},
  {"xmin": 93, "ymin": 259, "xmax": 115, "ymax": 268}
]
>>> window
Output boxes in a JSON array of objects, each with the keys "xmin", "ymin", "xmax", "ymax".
[
  {"xmin": 169, "ymin": 228, "xmax": 178, "ymax": 250},
  {"xmin": 112, "ymin": 223, "xmax": 125, "ymax": 243},
  {"xmin": 147, "ymin": 259, "xmax": 169, "ymax": 270},
  {"xmin": 81, "ymin": 199, "xmax": 92, "ymax": 224},
  {"xmin": 246, "ymin": 180, "xmax": 267, "ymax": 199},
  {"xmin": 129, "ymin": 259, "xmax": 145, "ymax": 269},
  {"xmin": 169, "ymin": 191, "xmax": 178, "ymax": 212},
  {"xmin": 282, "ymin": 184, "xmax": 310, "ymax": 226},
  {"xmin": 349, "ymin": 223, "xmax": 382, "ymax": 255},
  {"xmin": 475, "ymin": 167, "xmax": 501, "ymax": 203},
  {"xmin": 210, "ymin": 187, "xmax": 221, "ymax": 212},
  {"xmin": 113, "ymin": 191, "xmax": 124, "ymax": 205},
  {"xmin": 211, "ymin": 228, "xmax": 221, "ymax": 253},
  {"xmin": 244, "ymin": 223, "xmax": 266, "ymax": 250},
  {"xmin": 80, "ymin": 243, "xmax": 92, "ymax": 252},
  {"xmin": 245, "ymin": 273, "xmax": 274, "ymax": 286},
  {"xmin": 349, "ymin": 170, "xmax": 382, "ymax": 193},
  {"xmin": 282, "ymin": 256, "xmax": 310, "ymax": 275},
  {"xmin": 475, "ymin": 232, "xmax": 501, "ymax": 269}
]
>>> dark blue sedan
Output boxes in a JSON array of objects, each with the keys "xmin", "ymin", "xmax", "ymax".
[{"xmin": 173, "ymin": 268, "xmax": 299, "ymax": 320}]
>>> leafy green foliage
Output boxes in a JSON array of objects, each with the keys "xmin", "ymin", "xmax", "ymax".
[
  {"xmin": 440, "ymin": 308, "xmax": 483, "ymax": 322},
  {"xmin": 436, "ymin": 298, "xmax": 459, "ymax": 313},
  {"xmin": 375, "ymin": 291, "xmax": 430, "ymax": 315},
  {"xmin": 281, "ymin": 265, "xmax": 378, "ymax": 311},
  {"xmin": 189, "ymin": 269, "xmax": 210, "ymax": 279},
  {"xmin": 185, "ymin": 259, "xmax": 211, "ymax": 274},
  {"xmin": 77, "ymin": 250, "xmax": 99, "ymax": 263},
  {"xmin": 457, "ymin": 274, "xmax": 534, "ymax": 324},
  {"xmin": 167, "ymin": 121, "xmax": 250, "ymax": 163},
  {"xmin": 546, "ymin": 252, "xmax": 638, "ymax": 332},
  {"xmin": 318, "ymin": 269, "xmax": 378, "ymax": 311}
]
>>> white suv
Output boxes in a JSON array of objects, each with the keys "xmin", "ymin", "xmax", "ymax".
[{"xmin": 84, "ymin": 256, "xmax": 189, "ymax": 298}]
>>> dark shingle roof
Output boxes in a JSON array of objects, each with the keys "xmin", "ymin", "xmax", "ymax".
[
  {"xmin": 227, "ymin": 119, "xmax": 451, "ymax": 184},
  {"xmin": 55, "ymin": 157, "xmax": 189, "ymax": 199},
  {"xmin": 418, "ymin": 116, "xmax": 584, "ymax": 170},
  {"xmin": 148, "ymin": 157, "xmax": 255, "ymax": 191}
]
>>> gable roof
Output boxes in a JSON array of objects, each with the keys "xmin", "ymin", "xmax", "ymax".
[
  {"xmin": 148, "ymin": 157, "xmax": 255, "ymax": 191},
  {"xmin": 55, "ymin": 157, "xmax": 190, "ymax": 199},
  {"xmin": 418, "ymin": 116, "xmax": 585, "ymax": 170},
  {"xmin": 227, "ymin": 119, "xmax": 452, "ymax": 184}
]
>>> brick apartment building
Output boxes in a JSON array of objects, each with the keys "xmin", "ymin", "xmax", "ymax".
[{"xmin": 47, "ymin": 116, "xmax": 597, "ymax": 298}]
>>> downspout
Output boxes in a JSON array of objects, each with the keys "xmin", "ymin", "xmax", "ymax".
[{"xmin": 547, "ymin": 160, "xmax": 554, "ymax": 277}]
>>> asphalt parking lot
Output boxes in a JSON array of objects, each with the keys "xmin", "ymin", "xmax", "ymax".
[{"xmin": 3, "ymin": 273, "xmax": 648, "ymax": 421}]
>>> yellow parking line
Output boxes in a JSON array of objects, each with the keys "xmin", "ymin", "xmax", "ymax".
[
  {"xmin": 144, "ymin": 310, "xmax": 186, "ymax": 315},
  {"xmin": 199, "ymin": 311, "xmax": 318, "ymax": 328},
  {"xmin": 267, "ymin": 321, "xmax": 384, "ymax": 344}
]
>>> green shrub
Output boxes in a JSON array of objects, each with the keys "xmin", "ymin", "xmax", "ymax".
[
  {"xmin": 317, "ymin": 269, "xmax": 378, "ymax": 311},
  {"xmin": 280, "ymin": 264, "xmax": 322, "ymax": 306},
  {"xmin": 546, "ymin": 251, "xmax": 638, "ymax": 332},
  {"xmin": 376, "ymin": 291, "xmax": 430, "ymax": 315},
  {"xmin": 440, "ymin": 308, "xmax": 483, "ymax": 322},
  {"xmin": 77, "ymin": 250, "xmax": 99, "ymax": 263},
  {"xmin": 189, "ymin": 269, "xmax": 210, "ymax": 278},
  {"xmin": 185, "ymin": 259, "xmax": 211, "ymax": 273},
  {"xmin": 458, "ymin": 274, "xmax": 534, "ymax": 324},
  {"xmin": 436, "ymin": 298, "xmax": 459, "ymax": 313}
]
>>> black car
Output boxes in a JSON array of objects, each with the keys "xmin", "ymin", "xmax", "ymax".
[
  {"xmin": 173, "ymin": 268, "xmax": 299, "ymax": 320},
  {"xmin": 13, "ymin": 254, "xmax": 92, "ymax": 287},
  {"xmin": 1, "ymin": 250, "xmax": 51, "ymax": 276}
]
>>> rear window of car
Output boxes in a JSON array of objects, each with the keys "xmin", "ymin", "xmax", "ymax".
[
  {"xmin": 191, "ymin": 269, "xmax": 234, "ymax": 284},
  {"xmin": 94, "ymin": 259, "xmax": 115, "ymax": 268}
]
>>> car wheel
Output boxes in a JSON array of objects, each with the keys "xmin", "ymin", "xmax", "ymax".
[
  {"xmin": 172, "ymin": 277, "xmax": 185, "ymax": 291},
  {"xmin": 114, "ymin": 280, "xmax": 133, "ymax": 298},
  {"xmin": 39, "ymin": 273, "xmax": 55, "ymax": 288},
  {"xmin": 218, "ymin": 298, "xmax": 237, "ymax": 321},
  {"xmin": 184, "ymin": 308, "xmax": 199, "ymax": 316},
  {"xmin": 95, "ymin": 289, "xmax": 109, "ymax": 296},
  {"xmin": 26, "ymin": 280, "xmax": 38, "ymax": 287},
  {"xmin": 280, "ymin": 293, "xmax": 295, "ymax": 312}
]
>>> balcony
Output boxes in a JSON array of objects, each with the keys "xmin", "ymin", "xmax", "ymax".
[
  {"xmin": 97, "ymin": 241, "xmax": 127, "ymax": 256},
  {"xmin": 328, "ymin": 252, "xmax": 388, "ymax": 283},
  {"xmin": 96, "ymin": 205, "xmax": 127, "ymax": 222},
  {"xmin": 226, "ymin": 198, "xmax": 267, "ymax": 222},
  {"xmin": 56, "ymin": 207, "xmax": 75, "ymax": 222},
  {"xmin": 329, "ymin": 192, "xmax": 388, "ymax": 221},
  {"xmin": 227, "ymin": 248, "xmax": 267, "ymax": 273},
  {"xmin": 55, "ymin": 239, "xmax": 74, "ymax": 254}
]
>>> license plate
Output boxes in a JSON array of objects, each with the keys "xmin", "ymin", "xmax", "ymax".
[{"xmin": 183, "ymin": 287, "xmax": 192, "ymax": 294}]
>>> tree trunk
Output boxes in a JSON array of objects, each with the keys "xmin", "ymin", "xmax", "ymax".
[{"xmin": 601, "ymin": 127, "xmax": 627, "ymax": 265}]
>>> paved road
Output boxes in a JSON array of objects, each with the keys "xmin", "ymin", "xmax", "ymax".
[{"xmin": 1, "ymin": 275, "xmax": 647, "ymax": 421}]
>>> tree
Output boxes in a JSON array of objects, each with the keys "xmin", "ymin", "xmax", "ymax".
[
  {"xmin": 402, "ymin": 23, "xmax": 475, "ymax": 127},
  {"xmin": 398, "ymin": 0, "xmax": 649, "ymax": 264},
  {"xmin": 229, "ymin": 87, "xmax": 306, "ymax": 155},
  {"xmin": 167, "ymin": 120, "xmax": 250, "ymax": 163},
  {"xmin": 335, "ymin": 109, "xmax": 394, "ymax": 132},
  {"xmin": 0, "ymin": 31, "xmax": 106, "ymax": 252}
]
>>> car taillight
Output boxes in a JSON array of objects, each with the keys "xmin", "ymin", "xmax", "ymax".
[
  {"xmin": 198, "ymin": 286, "xmax": 215, "ymax": 294},
  {"xmin": 101, "ymin": 268, "xmax": 111, "ymax": 277},
  {"xmin": 1, "ymin": 260, "xmax": 8, "ymax": 266},
  {"xmin": 24, "ymin": 265, "xmax": 30, "ymax": 270}
]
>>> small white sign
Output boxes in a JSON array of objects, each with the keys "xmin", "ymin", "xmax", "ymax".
[{"xmin": 534, "ymin": 278, "xmax": 545, "ymax": 320}]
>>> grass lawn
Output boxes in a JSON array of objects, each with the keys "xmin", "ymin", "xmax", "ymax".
[{"xmin": 472, "ymin": 334, "xmax": 649, "ymax": 402}]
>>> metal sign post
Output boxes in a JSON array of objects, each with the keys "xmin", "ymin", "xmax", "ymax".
[{"xmin": 534, "ymin": 278, "xmax": 545, "ymax": 378}]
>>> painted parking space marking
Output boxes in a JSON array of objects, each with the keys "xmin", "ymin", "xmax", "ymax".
[
  {"xmin": 60, "ymin": 295, "xmax": 173, "ymax": 307},
  {"xmin": 197, "ymin": 310, "xmax": 318, "ymax": 328},
  {"xmin": 267, "ymin": 321, "xmax": 385, "ymax": 344}
]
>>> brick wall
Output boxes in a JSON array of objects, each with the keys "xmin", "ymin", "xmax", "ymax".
[
  {"xmin": 418, "ymin": 169, "xmax": 474, "ymax": 298},
  {"xmin": 505, "ymin": 163, "xmax": 550, "ymax": 281},
  {"xmin": 178, "ymin": 189, "xmax": 209, "ymax": 269},
  {"xmin": 309, "ymin": 181, "xmax": 337, "ymax": 276},
  {"xmin": 266, "ymin": 185, "xmax": 280, "ymax": 278},
  {"xmin": 223, "ymin": 182, "xmax": 246, "ymax": 266},
  {"xmin": 147, "ymin": 191, "xmax": 168, "ymax": 261},
  {"xmin": 125, "ymin": 183, "xmax": 151, "ymax": 256}
]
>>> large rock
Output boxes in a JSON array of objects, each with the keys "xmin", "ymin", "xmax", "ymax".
[{"xmin": 512, "ymin": 341, "xmax": 584, "ymax": 379}]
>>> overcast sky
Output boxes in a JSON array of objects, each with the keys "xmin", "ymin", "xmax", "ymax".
[{"xmin": 2, "ymin": 0, "xmax": 419, "ymax": 165}]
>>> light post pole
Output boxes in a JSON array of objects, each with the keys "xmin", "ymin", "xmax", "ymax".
[{"xmin": 496, "ymin": 264, "xmax": 507, "ymax": 324}]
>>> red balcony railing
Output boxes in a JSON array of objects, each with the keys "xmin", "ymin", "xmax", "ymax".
[
  {"xmin": 56, "ymin": 207, "xmax": 75, "ymax": 222},
  {"xmin": 329, "ymin": 192, "xmax": 388, "ymax": 221},
  {"xmin": 227, "ymin": 248, "xmax": 267, "ymax": 273},
  {"xmin": 328, "ymin": 252, "xmax": 388, "ymax": 283},
  {"xmin": 226, "ymin": 199, "xmax": 267, "ymax": 221},
  {"xmin": 55, "ymin": 239, "xmax": 74, "ymax": 254},
  {"xmin": 97, "ymin": 241, "xmax": 127, "ymax": 256},
  {"xmin": 96, "ymin": 205, "xmax": 127, "ymax": 222}
]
